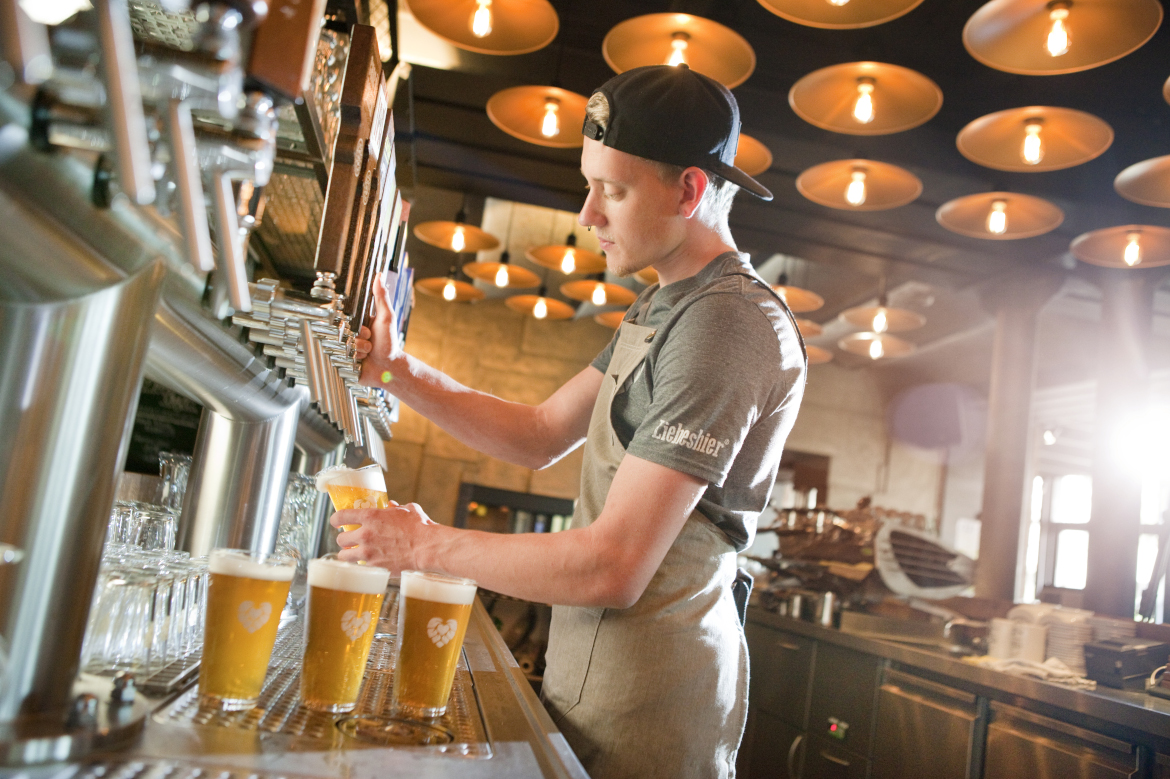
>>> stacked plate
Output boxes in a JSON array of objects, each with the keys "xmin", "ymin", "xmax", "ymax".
[
  {"xmin": 1089, "ymin": 615, "xmax": 1138, "ymax": 643},
  {"xmin": 1039, "ymin": 608, "xmax": 1095, "ymax": 676}
]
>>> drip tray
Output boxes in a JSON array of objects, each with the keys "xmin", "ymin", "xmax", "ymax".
[{"xmin": 152, "ymin": 622, "xmax": 492, "ymax": 759}]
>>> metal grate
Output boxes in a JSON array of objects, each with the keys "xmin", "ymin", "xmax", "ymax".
[
  {"xmin": 254, "ymin": 173, "xmax": 325, "ymax": 276},
  {"xmin": 153, "ymin": 614, "xmax": 490, "ymax": 758},
  {"xmin": 128, "ymin": 1, "xmax": 199, "ymax": 51},
  {"xmin": 64, "ymin": 758, "xmax": 317, "ymax": 779}
]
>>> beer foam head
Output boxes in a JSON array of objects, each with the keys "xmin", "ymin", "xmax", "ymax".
[
  {"xmin": 308, "ymin": 557, "xmax": 390, "ymax": 594},
  {"xmin": 400, "ymin": 570, "xmax": 477, "ymax": 605},
  {"xmin": 314, "ymin": 464, "xmax": 387, "ymax": 493},
  {"xmin": 209, "ymin": 549, "xmax": 296, "ymax": 581}
]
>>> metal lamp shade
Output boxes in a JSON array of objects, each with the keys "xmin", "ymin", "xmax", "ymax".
[
  {"xmin": 560, "ymin": 280, "xmax": 639, "ymax": 307},
  {"xmin": 772, "ymin": 284, "xmax": 825, "ymax": 313},
  {"xmin": 789, "ymin": 62, "xmax": 942, "ymax": 136},
  {"xmin": 594, "ymin": 310, "xmax": 628, "ymax": 329},
  {"xmin": 956, "ymin": 106, "xmax": 1112, "ymax": 172},
  {"xmin": 796, "ymin": 159, "xmax": 922, "ymax": 211},
  {"xmin": 634, "ymin": 267, "xmax": 659, "ymax": 286},
  {"xmin": 405, "ymin": 0, "xmax": 559, "ymax": 55},
  {"xmin": 506, "ymin": 294, "xmax": 576, "ymax": 319},
  {"xmin": 795, "ymin": 318, "xmax": 823, "ymax": 338},
  {"xmin": 416, "ymin": 277, "xmax": 486, "ymax": 302},
  {"xmin": 527, "ymin": 244, "xmax": 607, "ymax": 274},
  {"xmin": 756, "ymin": 0, "xmax": 926, "ymax": 29},
  {"xmin": 1115, "ymin": 155, "xmax": 1170, "ymax": 207},
  {"xmin": 486, "ymin": 86, "xmax": 589, "ymax": 149},
  {"xmin": 1070, "ymin": 225, "xmax": 1170, "ymax": 268},
  {"xmin": 838, "ymin": 331, "xmax": 916, "ymax": 359},
  {"xmin": 601, "ymin": 13, "xmax": 756, "ymax": 88},
  {"xmin": 735, "ymin": 134, "xmax": 773, "ymax": 177},
  {"xmin": 936, "ymin": 191, "xmax": 1064, "ymax": 239},
  {"xmin": 963, "ymin": 0, "xmax": 1162, "ymax": 75},
  {"xmin": 806, "ymin": 345, "xmax": 834, "ymax": 364},
  {"xmin": 414, "ymin": 221, "xmax": 501, "ymax": 253},
  {"xmin": 461, "ymin": 261, "xmax": 541, "ymax": 288},
  {"xmin": 840, "ymin": 305, "xmax": 926, "ymax": 333}
]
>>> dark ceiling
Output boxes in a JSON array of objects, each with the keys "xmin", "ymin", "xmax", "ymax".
[{"xmin": 388, "ymin": 0, "xmax": 1170, "ymax": 339}]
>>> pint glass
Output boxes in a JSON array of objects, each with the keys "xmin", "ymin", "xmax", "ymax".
[
  {"xmin": 315, "ymin": 464, "xmax": 389, "ymax": 533},
  {"xmin": 390, "ymin": 570, "xmax": 477, "ymax": 718},
  {"xmin": 198, "ymin": 549, "xmax": 295, "ymax": 710},
  {"xmin": 301, "ymin": 556, "xmax": 390, "ymax": 712}
]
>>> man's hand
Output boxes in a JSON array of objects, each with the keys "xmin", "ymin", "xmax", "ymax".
[
  {"xmin": 331, "ymin": 502, "xmax": 439, "ymax": 573},
  {"xmin": 355, "ymin": 271, "xmax": 405, "ymax": 387}
]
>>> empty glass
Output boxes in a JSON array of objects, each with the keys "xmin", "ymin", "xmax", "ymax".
[
  {"xmin": 129, "ymin": 508, "xmax": 177, "ymax": 552},
  {"xmin": 158, "ymin": 451, "xmax": 192, "ymax": 512}
]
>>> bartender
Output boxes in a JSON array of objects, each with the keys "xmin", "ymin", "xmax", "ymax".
[{"xmin": 341, "ymin": 65, "xmax": 807, "ymax": 779}]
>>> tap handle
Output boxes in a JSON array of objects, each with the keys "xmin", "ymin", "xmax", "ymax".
[
  {"xmin": 210, "ymin": 169, "xmax": 252, "ymax": 312},
  {"xmin": 93, "ymin": 0, "xmax": 155, "ymax": 205},
  {"xmin": 167, "ymin": 99, "xmax": 215, "ymax": 273}
]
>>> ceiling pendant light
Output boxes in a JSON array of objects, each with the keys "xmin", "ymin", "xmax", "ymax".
[
  {"xmin": 734, "ymin": 134, "xmax": 773, "ymax": 177},
  {"xmin": 1114, "ymin": 155, "xmax": 1170, "ymax": 208},
  {"xmin": 936, "ymin": 191, "xmax": 1063, "ymax": 240},
  {"xmin": 602, "ymin": 13, "xmax": 756, "ymax": 88},
  {"xmin": 756, "ymin": 0, "xmax": 926, "ymax": 29},
  {"xmin": 560, "ymin": 275, "xmax": 639, "ymax": 307},
  {"xmin": 789, "ymin": 62, "xmax": 942, "ymax": 136},
  {"xmin": 1045, "ymin": 1, "xmax": 1071, "ymax": 56},
  {"xmin": 840, "ymin": 284, "xmax": 926, "ymax": 334},
  {"xmin": 414, "ymin": 207, "xmax": 502, "ymax": 253},
  {"xmin": 956, "ymin": 107, "xmax": 1112, "ymax": 172},
  {"xmin": 634, "ymin": 267, "xmax": 659, "ymax": 286},
  {"xmin": 528, "ymin": 232, "xmax": 607, "ymax": 275},
  {"xmin": 838, "ymin": 332, "xmax": 916, "ymax": 360},
  {"xmin": 416, "ymin": 266, "xmax": 486, "ymax": 303},
  {"xmin": 594, "ymin": 310, "xmax": 629, "ymax": 329},
  {"xmin": 806, "ymin": 345, "xmax": 834, "ymax": 364},
  {"xmin": 406, "ymin": 0, "xmax": 559, "ymax": 55},
  {"xmin": 487, "ymin": 86, "xmax": 588, "ymax": 149},
  {"xmin": 506, "ymin": 285, "xmax": 575, "ymax": 320},
  {"xmin": 795, "ymin": 318, "xmax": 823, "ymax": 338},
  {"xmin": 852, "ymin": 78, "xmax": 876, "ymax": 124},
  {"xmin": 963, "ymin": 0, "xmax": 1161, "ymax": 75},
  {"xmin": 772, "ymin": 274, "xmax": 824, "ymax": 313},
  {"xmin": 462, "ymin": 249, "xmax": 541, "ymax": 289},
  {"xmin": 797, "ymin": 159, "xmax": 922, "ymax": 211},
  {"xmin": 1070, "ymin": 224, "xmax": 1170, "ymax": 268}
]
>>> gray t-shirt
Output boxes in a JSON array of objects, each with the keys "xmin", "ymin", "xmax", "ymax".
[{"xmin": 591, "ymin": 252, "xmax": 807, "ymax": 551}]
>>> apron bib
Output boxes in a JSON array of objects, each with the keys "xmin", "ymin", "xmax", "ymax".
[{"xmin": 542, "ymin": 321, "xmax": 749, "ymax": 779}]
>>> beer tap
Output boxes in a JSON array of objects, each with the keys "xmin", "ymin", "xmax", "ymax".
[{"xmin": 93, "ymin": 0, "xmax": 154, "ymax": 205}]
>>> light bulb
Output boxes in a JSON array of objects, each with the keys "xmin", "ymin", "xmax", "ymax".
[
  {"xmin": 872, "ymin": 309, "xmax": 888, "ymax": 333},
  {"xmin": 18, "ymin": 0, "xmax": 91, "ymax": 25},
  {"xmin": 852, "ymin": 79, "xmax": 875, "ymax": 125},
  {"xmin": 442, "ymin": 280, "xmax": 457, "ymax": 301},
  {"xmin": 450, "ymin": 226, "xmax": 466, "ymax": 252},
  {"xmin": 533, "ymin": 298, "xmax": 548, "ymax": 319},
  {"xmin": 987, "ymin": 199, "xmax": 1008, "ymax": 235},
  {"xmin": 869, "ymin": 338, "xmax": 884, "ymax": 360},
  {"xmin": 591, "ymin": 283, "xmax": 607, "ymax": 306},
  {"xmin": 827, "ymin": 0, "xmax": 850, "ymax": 5},
  {"xmin": 561, "ymin": 248, "xmax": 576, "ymax": 274},
  {"xmin": 541, "ymin": 99, "xmax": 560, "ymax": 138},
  {"xmin": 494, "ymin": 265, "xmax": 509, "ymax": 287},
  {"xmin": 667, "ymin": 32, "xmax": 689, "ymax": 67},
  {"xmin": 1022, "ymin": 121, "xmax": 1044, "ymax": 165},
  {"xmin": 1124, "ymin": 231, "xmax": 1141, "ymax": 266},
  {"xmin": 1046, "ymin": 2, "xmax": 1071, "ymax": 57},
  {"xmin": 471, "ymin": 0, "xmax": 492, "ymax": 38},
  {"xmin": 845, "ymin": 169, "xmax": 867, "ymax": 206}
]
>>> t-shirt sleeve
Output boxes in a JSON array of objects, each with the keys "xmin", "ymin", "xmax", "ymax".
[
  {"xmin": 591, "ymin": 329, "xmax": 618, "ymax": 374},
  {"xmin": 624, "ymin": 294, "xmax": 783, "ymax": 487}
]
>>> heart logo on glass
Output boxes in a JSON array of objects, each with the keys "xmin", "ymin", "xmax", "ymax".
[
  {"xmin": 237, "ymin": 601, "xmax": 272, "ymax": 633},
  {"xmin": 341, "ymin": 609, "xmax": 373, "ymax": 641},
  {"xmin": 427, "ymin": 617, "xmax": 459, "ymax": 648}
]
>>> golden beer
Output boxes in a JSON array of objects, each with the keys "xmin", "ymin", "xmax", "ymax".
[
  {"xmin": 315, "ymin": 464, "xmax": 389, "ymax": 533},
  {"xmin": 391, "ymin": 570, "xmax": 477, "ymax": 718},
  {"xmin": 301, "ymin": 557, "xmax": 390, "ymax": 712},
  {"xmin": 199, "ymin": 549, "xmax": 295, "ymax": 710}
]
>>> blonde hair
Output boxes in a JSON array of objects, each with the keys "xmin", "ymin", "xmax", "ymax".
[{"xmin": 584, "ymin": 92, "xmax": 738, "ymax": 229}]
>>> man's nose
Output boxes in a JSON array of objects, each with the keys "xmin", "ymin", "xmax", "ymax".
[{"xmin": 579, "ymin": 193, "xmax": 604, "ymax": 229}]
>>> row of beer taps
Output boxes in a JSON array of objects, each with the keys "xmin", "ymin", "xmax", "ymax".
[{"xmin": 5, "ymin": 0, "xmax": 398, "ymax": 449}]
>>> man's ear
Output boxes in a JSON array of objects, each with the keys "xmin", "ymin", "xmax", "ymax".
[{"xmin": 679, "ymin": 167, "xmax": 710, "ymax": 219}]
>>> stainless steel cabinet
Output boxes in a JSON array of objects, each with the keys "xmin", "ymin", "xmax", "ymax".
[
  {"xmin": 803, "ymin": 735, "xmax": 869, "ymax": 779},
  {"xmin": 746, "ymin": 622, "xmax": 816, "ymax": 729},
  {"xmin": 984, "ymin": 703, "xmax": 1136, "ymax": 779},
  {"xmin": 741, "ymin": 711, "xmax": 805, "ymax": 779},
  {"xmin": 807, "ymin": 643, "xmax": 883, "ymax": 757},
  {"xmin": 871, "ymin": 668, "xmax": 981, "ymax": 779}
]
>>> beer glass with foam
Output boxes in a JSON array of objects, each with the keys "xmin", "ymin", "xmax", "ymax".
[
  {"xmin": 199, "ymin": 549, "xmax": 295, "ymax": 710},
  {"xmin": 390, "ymin": 570, "xmax": 477, "ymax": 718},
  {"xmin": 315, "ymin": 464, "xmax": 389, "ymax": 533},
  {"xmin": 301, "ymin": 556, "xmax": 390, "ymax": 712}
]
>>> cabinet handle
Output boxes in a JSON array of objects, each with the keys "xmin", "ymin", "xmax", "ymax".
[
  {"xmin": 820, "ymin": 751, "xmax": 850, "ymax": 767},
  {"xmin": 787, "ymin": 734, "xmax": 803, "ymax": 778},
  {"xmin": 776, "ymin": 641, "xmax": 802, "ymax": 652}
]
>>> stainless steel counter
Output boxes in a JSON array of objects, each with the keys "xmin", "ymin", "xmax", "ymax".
[
  {"xmin": 20, "ymin": 601, "xmax": 587, "ymax": 779},
  {"xmin": 748, "ymin": 606, "xmax": 1170, "ymax": 754}
]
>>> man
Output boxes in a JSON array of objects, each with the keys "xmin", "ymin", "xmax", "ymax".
[{"xmin": 342, "ymin": 64, "xmax": 806, "ymax": 779}]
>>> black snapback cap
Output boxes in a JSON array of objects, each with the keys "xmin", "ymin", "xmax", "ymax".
[{"xmin": 582, "ymin": 64, "xmax": 772, "ymax": 201}]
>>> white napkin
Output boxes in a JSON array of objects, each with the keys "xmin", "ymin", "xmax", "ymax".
[{"xmin": 964, "ymin": 655, "xmax": 1097, "ymax": 690}]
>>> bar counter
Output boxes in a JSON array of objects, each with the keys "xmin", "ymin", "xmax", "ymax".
[{"xmin": 24, "ymin": 601, "xmax": 588, "ymax": 779}]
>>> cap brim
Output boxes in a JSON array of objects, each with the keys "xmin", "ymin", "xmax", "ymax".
[{"xmin": 711, "ymin": 161, "xmax": 772, "ymax": 201}]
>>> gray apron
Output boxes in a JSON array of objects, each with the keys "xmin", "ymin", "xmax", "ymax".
[{"xmin": 542, "ymin": 320, "xmax": 749, "ymax": 779}]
